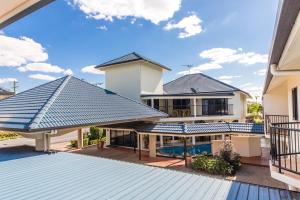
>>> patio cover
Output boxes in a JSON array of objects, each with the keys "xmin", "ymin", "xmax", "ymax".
[
  {"xmin": 0, "ymin": 152, "xmax": 298, "ymax": 200},
  {"xmin": 102, "ymin": 122, "xmax": 264, "ymax": 136},
  {"xmin": 0, "ymin": 76, "xmax": 167, "ymax": 132}
]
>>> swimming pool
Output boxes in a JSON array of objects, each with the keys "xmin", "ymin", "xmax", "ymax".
[{"xmin": 157, "ymin": 143, "xmax": 212, "ymax": 157}]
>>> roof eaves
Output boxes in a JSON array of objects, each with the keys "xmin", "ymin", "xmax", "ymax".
[{"xmin": 28, "ymin": 76, "xmax": 71, "ymax": 130}]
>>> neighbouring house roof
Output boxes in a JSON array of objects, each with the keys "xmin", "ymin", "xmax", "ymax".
[
  {"xmin": 102, "ymin": 122, "xmax": 264, "ymax": 135},
  {"xmin": 1, "ymin": 152, "xmax": 298, "ymax": 200},
  {"xmin": 263, "ymin": 0, "xmax": 300, "ymax": 94},
  {"xmin": 95, "ymin": 52, "xmax": 171, "ymax": 71},
  {"xmin": 162, "ymin": 73, "xmax": 251, "ymax": 97},
  {"xmin": 0, "ymin": 88, "xmax": 14, "ymax": 96},
  {"xmin": 0, "ymin": 76, "xmax": 167, "ymax": 132}
]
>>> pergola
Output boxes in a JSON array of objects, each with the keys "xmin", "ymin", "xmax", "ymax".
[{"xmin": 101, "ymin": 122, "xmax": 264, "ymax": 167}]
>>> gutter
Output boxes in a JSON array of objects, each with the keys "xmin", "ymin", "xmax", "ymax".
[{"xmin": 270, "ymin": 64, "xmax": 300, "ymax": 76}]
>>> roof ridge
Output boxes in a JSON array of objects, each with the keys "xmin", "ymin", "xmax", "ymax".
[{"xmin": 28, "ymin": 76, "xmax": 71, "ymax": 130}]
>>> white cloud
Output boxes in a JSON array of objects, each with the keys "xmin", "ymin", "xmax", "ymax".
[
  {"xmin": 178, "ymin": 63, "xmax": 222, "ymax": 75},
  {"xmin": 71, "ymin": 0, "xmax": 181, "ymax": 24},
  {"xmin": 0, "ymin": 78, "xmax": 17, "ymax": 85},
  {"xmin": 18, "ymin": 63, "xmax": 72, "ymax": 75},
  {"xmin": 199, "ymin": 48, "xmax": 268, "ymax": 65},
  {"xmin": 240, "ymin": 82, "xmax": 263, "ymax": 99},
  {"xmin": 164, "ymin": 14, "xmax": 202, "ymax": 38},
  {"xmin": 96, "ymin": 25, "xmax": 108, "ymax": 31},
  {"xmin": 217, "ymin": 75, "xmax": 241, "ymax": 84},
  {"xmin": 0, "ymin": 35, "xmax": 48, "ymax": 67},
  {"xmin": 254, "ymin": 68, "xmax": 267, "ymax": 76},
  {"xmin": 81, "ymin": 65, "xmax": 105, "ymax": 75},
  {"xmin": 28, "ymin": 74, "xmax": 57, "ymax": 81}
]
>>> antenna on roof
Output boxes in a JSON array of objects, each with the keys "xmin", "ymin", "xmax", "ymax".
[
  {"xmin": 11, "ymin": 80, "xmax": 18, "ymax": 94},
  {"xmin": 182, "ymin": 64, "xmax": 194, "ymax": 93}
]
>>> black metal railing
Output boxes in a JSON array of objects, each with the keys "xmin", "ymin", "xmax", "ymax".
[
  {"xmin": 265, "ymin": 115, "xmax": 289, "ymax": 135},
  {"xmin": 270, "ymin": 122, "xmax": 300, "ymax": 175},
  {"xmin": 157, "ymin": 104, "xmax": 233, "ymax": 118}
]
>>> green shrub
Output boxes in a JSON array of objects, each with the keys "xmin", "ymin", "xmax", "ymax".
[
  {"xmin": 70, "ymin": 140, "xmax": 78, "ymax": 148},
  {"xmin": 83, "ymin": 138, "xmax": 89, "ymax": 147},
  {"xmin": 218, "ymin": 141, "xmax": 241, "ymax": 173},
  {"xmin": 89, "ymin": 139, "xmax": 98, "ymax": 145},
  {"xmin": 191, "ymin": 154, "xmax": 233, "ymax": 175}
]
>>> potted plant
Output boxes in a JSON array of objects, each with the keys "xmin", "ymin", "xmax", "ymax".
[{"xmin": 96, "ymin": 129, "xmax": 106, "ymax": 150}]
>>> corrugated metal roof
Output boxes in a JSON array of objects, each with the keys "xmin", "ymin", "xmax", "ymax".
[
  {"xmin": 106, "ymin": 122, "xmax": 264, "ymax": 135},
  {"xmin": 163, "ymin": 73, "xmax": 250, "ymax": 97},
  {"xmin": 95, "ymin": 52, "xmax": 171, "ymax": 71},
  {"xmin": 0, "ymin": 76, "xmax": 167, "ymax": 132},
  {"xmin": 0, "ymin": 152, "xmax": 298, "ymax": 200}
]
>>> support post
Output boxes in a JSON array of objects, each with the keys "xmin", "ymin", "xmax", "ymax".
[
  {"xmin": 133, "ymin": 132, "xmax": 136, "ymax": 153},
  {"xmin": 138, "ymin": 133, "xmax": 141, "ymax": 160},
  {"xmin": 77, "ymin": 129, "xmax": 83, "ymax": 149},
  {"xmin": 105, "ymin": 129, "xmax": 110, "ymax": 146},
  {"xmin": 149, "ymin": 135, "xmax": 157, "ymax": 157},
  {"xmin": 222, "ymin": 134, "xmax": 225, "ymax": 140},
  {"xmin": 184, "ymin": 137, "xmax": 187, "ymax": 167},
  {"xmin": 151, "ymin": 99, "xmax": 154, "ymax": 108},
  {"xmin": 192, "ymin": 136, "xmax": 196, "ymax": 145},
  {"xmin": 160, "ymin": 135, "xmax": 164, "ymax": 147},
  {"xmin": 193, "ymin": 98, "xmax": 197, "ymax": 117}
]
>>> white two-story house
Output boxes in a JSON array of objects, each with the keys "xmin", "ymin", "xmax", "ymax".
[
  {"xmin": 263, "ymin": 0, "xmax": 300, "ymax": 191},
  {"xmin": 96, "ymin": 52, "xmax": 249, "ymax": 123}
]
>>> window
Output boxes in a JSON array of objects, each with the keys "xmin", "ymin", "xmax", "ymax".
[
  {"xmin": 173, "ymin": 99, "xmax": 190, "ymax": 109},
  {"xmin": 292, "ymin": 87, "xmax": 298, "ymax": 120}
]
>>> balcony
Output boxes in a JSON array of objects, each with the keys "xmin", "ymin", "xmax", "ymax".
[
  {"xmin": 270, "ymin": 122, "xmax": 300, "ymax": 189},
  {"xmin": 157, "ymin": 104, "xmax": 234, "ymax": 118},
  {"xmin": 264, "ymin": 115, "xmax": 289, "ymax": 136}
]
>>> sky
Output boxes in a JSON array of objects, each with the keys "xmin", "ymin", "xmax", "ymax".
[{"xmin": 0, "ymin": 0, "xmax": 279, "ymax": 99}]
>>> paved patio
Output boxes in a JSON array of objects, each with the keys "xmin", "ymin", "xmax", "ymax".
[{"xmin": 73, "ymin": 146, "xmax": 288, "ymax": 189}]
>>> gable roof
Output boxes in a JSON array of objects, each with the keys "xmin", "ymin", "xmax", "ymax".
[
  {"xmin": 163, "ymin": 73, "xmax": 251, "ymax": 97},
  {"xmin": 95, "ymin": 52, "xmax": 171, "ymax": 71},
  {"xmin": 0, "ymin": 76, "xmax": 167, "ymax": 132},
  {"xmin": 0, "ymin": 88, "xmax": 14, "ymax": 96}
]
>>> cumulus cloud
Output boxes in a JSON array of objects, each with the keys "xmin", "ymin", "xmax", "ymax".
[
  {"xmin": 0, "ymin": 78, "xmax": 17, "ymax": 85},
  {"xmin": 81, "ymin": 65, "xmax": 105, "ymax": 75},
  {"xmin": 28, "ymin": 74, "xmax": 57, "ymax": 81},
  {"xmin": 199, "ymin": 48, "xmax": 268, "ymax": 65},
  {"xmin": 0, "ymin": 35, "xmax": 48, "ymax": 67},
  {"xmin": 164, "ymin": 14, "xmax": 203, "ymax": 38},
  {"xmin": 178, "ymin": 63, "xmax": 222, "ymax": 75},
  {"xmin": 18, "ymin": 63, "xmax": 73, "ymax": 75},
  {"xmin": 254, "ymin": 68, "xmax": 267, "ymax": 76},
  {"xmin": 71, "ymin": 0, "xmax": 181, "ymax": 24}
]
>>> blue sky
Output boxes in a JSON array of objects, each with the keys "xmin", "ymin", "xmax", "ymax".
[{"xmin": 0, "ymin": 0, "xmax": 279, "ymax": 98}]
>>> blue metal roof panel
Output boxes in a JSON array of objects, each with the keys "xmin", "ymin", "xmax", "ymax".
[
  {"xmin": 0, "ymin": 152, "xmax": 298, "ymax": 200},
  {"xmin": 0, "ymin": 76, "xmax": 167, "ymax": 131}
]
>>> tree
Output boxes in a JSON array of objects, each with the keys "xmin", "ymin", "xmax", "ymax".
[{"xmin": 248, "ymin": 103, "xmax": 263, "ymax": 118}]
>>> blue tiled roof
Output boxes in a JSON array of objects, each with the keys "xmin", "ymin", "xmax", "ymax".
[
  {"xmin": 95, "ymin": 52, "xmax": 171, "ymax": 71},
  {"xmin": 135, "ymin": 123, "xmax": 264, "ymax": 135},
  {"xmin": 0, "ymin": 76, "xmax": 167, "ymax": 132},
  {"xmin": 0, "ymin": 152, "xmax": 298, "ymax": 200}
]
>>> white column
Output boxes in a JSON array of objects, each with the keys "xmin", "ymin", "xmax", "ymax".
[
  {"xmin": 222, "ymin": 134, "xmax": 225, "ymax": 140},
  {"xmin": 149, "ymin": 135, "xmax": 157, "ymax": 157},
  {"xmin": 160, "ymin": 135, "xmax": 164, "ymax": 147},
  {"xmin": 77, "ymin": 129, "xmax": 83, "ymax": 149},
  {"xmin": 192, "ymin": 136, "xmax": 196, "ymax": 145},
  {"xmin": 151, "ymin": 98, "xmax": 154, "ymax": 108},
  {"xmin": 193, "ymin": 98, "xmax": 197, "ymax": 117},
  {"xmin": 172, "ymin": 136, "xmax": 175, "ymax": 144},
  {"xmin": 105, "ymin": 129, "xmax": 110, "ymax": 146},
  {"xmin": 35, "ymin": 133, "xmax": 50, "ymax": 152}
]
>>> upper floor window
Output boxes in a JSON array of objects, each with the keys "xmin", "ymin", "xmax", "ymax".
[{"xmin": 292, "ymin": 87, "xmax": 298, "ymax": 120}]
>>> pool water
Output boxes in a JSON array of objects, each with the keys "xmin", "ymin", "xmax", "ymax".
[{"xmin": 157, "ymin": 143, "xmax": 212, "ymax": 157}]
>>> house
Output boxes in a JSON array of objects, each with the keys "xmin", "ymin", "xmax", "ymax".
[
  {"xmin": 263, "ymin": 0, "xmax": 300, "ymax": 191},
  {"xmin": 96, "ymin": 52, "xmax": 250, "ymax": 123},
  {"xmin": 0, "ymin": 88, "xmax": 14, "ymax": 100}
]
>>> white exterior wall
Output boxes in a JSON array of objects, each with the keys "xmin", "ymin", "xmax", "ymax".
[
  {"xmin": 263, "ymin": 83, "xmax": 289, "ymax": 116},
  {"xmin": 105, "ymin": 62, "xmax": 141, "ymax": 101},
  {"xmin": 140, "ymin": 63, "xmax": 163, "ymax": 95},
  {"xmin": 104, "ymin": 61, "xmax": 164, "ymax": 101}
]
